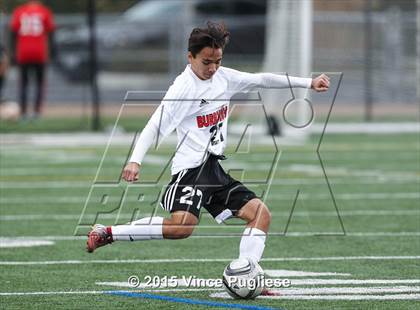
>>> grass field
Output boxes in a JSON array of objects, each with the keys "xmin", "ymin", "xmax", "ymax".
[{"xmin": 0, "ymin": 127, "xmax": 419, "ymax": 309}]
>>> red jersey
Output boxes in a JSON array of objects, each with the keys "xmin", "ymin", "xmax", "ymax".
[{"xmin": 10, "ymin": 1, "xmax": 55, "ymax": 64}]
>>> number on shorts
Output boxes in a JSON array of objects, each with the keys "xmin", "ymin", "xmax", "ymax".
[{"xmin": 180, "ymin": 186, "xmax": 203, "ymax": 210}]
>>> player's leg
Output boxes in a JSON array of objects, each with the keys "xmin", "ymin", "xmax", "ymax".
[
  {"xmin": 162, "ymin": 211, "xmax": 198, "ymax": 239},
  {"xmin": 19, "ymin": 64, "xmax": 29, "ymax": 118},
  {"xmin": 236, "ymin": 198, "xmax": 271, "ymax": 233},
  {"xmin": 87, "ymin": 168, "xmax": 203, "ymax": 252},
  {"xmin": 207, "ymin": 187, "xmax": 269, "ymax": 262},
  {"xmin": 33, "ymin": 63, "xmax": 45, "ymax": 117},
  {"xmin": 236, "ymin": 198, "xmax": 271, "ymax": 263},
  {"xmin": 111, "ymin": 210, "xmax": 198, "ymax": 241},
  {"xmin": 86, "ymin": 211, "xmax": 198, "ymax": 252}
]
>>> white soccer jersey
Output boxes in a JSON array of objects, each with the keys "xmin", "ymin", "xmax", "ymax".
[{"xmin": 130, "ymin": 65, "xmax": 311, "ymax": 175}]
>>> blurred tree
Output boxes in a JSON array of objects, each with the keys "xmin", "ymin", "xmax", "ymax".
[{"xmin": 4, "ymin": 0, "xmax": 140, "ymax": 13}]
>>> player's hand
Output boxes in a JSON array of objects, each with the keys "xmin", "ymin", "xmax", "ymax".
[
  {"xmin": 122, "ymin": 162, "xmax": 140, "ymax": 182},
  {"xmin": 311, "ymin": 74, "xmax": 330, "ymax": 92}
]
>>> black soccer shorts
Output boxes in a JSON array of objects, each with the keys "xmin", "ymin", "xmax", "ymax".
[{"xmin": 160, "ymin": 154, "xmax": 257, "ymax": 223}]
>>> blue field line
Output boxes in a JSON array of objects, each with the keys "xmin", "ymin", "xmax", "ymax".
[{"xmin": 104, "ymin": 290, "xmax": 279, "ymax": 310}]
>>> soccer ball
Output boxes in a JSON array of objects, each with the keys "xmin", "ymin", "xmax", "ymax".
[
  {"xmin": 222, "ymin": 258, "xmax": 264, "ymax": 299},
  {"xmin": 0, "ymin": 101, "xmax": 20, "ymax": 122}
]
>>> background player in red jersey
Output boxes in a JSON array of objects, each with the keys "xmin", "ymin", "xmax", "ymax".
[{"xmin": 10, "ymin": 0, "xmax": 55, "ymax": 120}]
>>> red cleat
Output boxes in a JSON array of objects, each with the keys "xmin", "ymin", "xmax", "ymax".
[{"xmin": 86, "ymin": 224, "xmax": 113, "ymax": 253}]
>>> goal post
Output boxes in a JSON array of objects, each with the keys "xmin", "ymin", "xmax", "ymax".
[{"xmin": 262, "ymin": 0, "xmax": 313, "ymax": 137}]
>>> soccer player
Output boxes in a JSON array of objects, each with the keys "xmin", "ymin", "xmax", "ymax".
[
  {"xmin": 0, "ymin": 44, "xmax": 8, "ymax": 101},
  {"xmin": 87, "ymin": 22, "xmax": 329, "ymax": 266},
  {"xmin": 10, "ymin": 0, "xmax": 55, "ymax": 119}
]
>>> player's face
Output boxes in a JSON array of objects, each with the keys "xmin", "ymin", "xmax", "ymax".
[{"xmin": 188, "ymin": 47, "xmax": 223, "ymax": 80}]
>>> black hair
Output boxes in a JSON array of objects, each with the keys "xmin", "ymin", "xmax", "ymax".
[{"xmin": 188, "ymin": 21, "xmax": 230, "ymax": 57}]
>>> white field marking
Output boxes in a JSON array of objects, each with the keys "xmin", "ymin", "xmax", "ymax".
[
  {"xmin": 1, "ymin": 209, "xmax": 418, "ymax": 221},
  {"xmin": 96, "ymin": 278, "xmax": 224, "ymax": 289},
  {"xmin": 1, "ymin": 231, "xmax": 419, "ymax": 243},
  {"xmin": 310, "ymin": 122, "xmax": 420, "ymax": 134},
  {"xmin": 0, "ymin": 155, "xmax": 167, "ymax": 173},
  {"xmin": 98, "ymin": 282, "xmax": 420, "ymax": 291},
  {"xmin": 1, "ymin": 256, "xmax": 419, "ymax": 266},
  {"xmin": 0, "ymin": 168, "xmax": 97, "ymax": 176},
  {"xmin": 2, "ymin": 122, "xmax": 414, "ymax": 148},
  {"xmin": 0, "ymin": 291, "xmax": 104, "ymax": 296},
  {"xmin": 0, "ymin": 181, "xmax": 92, "ymax": 189},
  {"xmin": 271, "ymin": 286, "xmax": 420, "ymax": 295},
  {"xmin": 104, "ymin": 284, "xmax": 420, "ymax": 295},
  {"xmin": 97, "ymin": 281, "xmax": 417, "ymax": 291},
  {"xmin": 229, "ymin": 162, "xmax": 419, "ymax": 179},
  {"xmin": 96, "ymin": 282, "xmax": 133, "ymax": 288},
  {"xmin": 97, "ymin": 280, "xmax": 420, "ymax": 299},
  {"xmin": 2, "ymin": 159, "xmax": 418, "ymax": 179},
  {"xmin": 287, "ymin": 164, "xmax": 419, "ymax": 178},
  {"xmin": 1, "ymin": 192, "xmax": 419, "ymax": 205},
  {"xmin": 229, "ymin": 122, "xmax": 420, "ymax": 135},
  {"xmin": 260, "ymin": 294, "xmax": 420, "ymax": 300},
  {"xmin": 1, "ymin": 289, "xmax": 420, "ymax": 299},
  {"xmin": 210, "ymin": 292, "xmax": 420, "ymax": 300},
  {"xmin": 1, "ymin": 175, "xmax": 417, "ymax": 189},
  {"xmin": 2, "ymin": 144, "xmax": 418, "ymax": 159},
  {"xmin": 264, "ymin": 270, "xmax": 351, "ymax": 277},
  {"xmin": 0, "ymin": 238, "xmax": 54, "ymax": 248},
  {"xmin": 279, "ymin": 232, "xmax": 420, "ymax": 237},
  {"xmin": 0, "ymin": 154, "xmax": 166, "ymax": 166},
  {"xmin": 289, "ymin": 279, "xmax": 420, "ymax": 286},
  {"xmin": 0, "ymin": 288, "xmax": 222, "ymax": 297},
  {"xmin": 246, "ymin": 151, "xmax": 420, "ymax": 161}
]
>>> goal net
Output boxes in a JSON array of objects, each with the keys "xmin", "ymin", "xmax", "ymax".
[{"xmin": 231, "ymin": 0, "xmax": 313, "ymax": 141}]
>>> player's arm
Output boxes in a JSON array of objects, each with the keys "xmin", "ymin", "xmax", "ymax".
[
  {"xmin": 121, "ymin": 109, "xmax": 160, "ymax": 182},
  {"xmin": 0, "ymin": 47, "xmax": 8, "ymax": 76},
  {"xmin": 225, "ymin": 68, "xmax": 329, "ymax": 93},
  {"xmin": 122, "ymin": 82, "xmax": 193, "ymax": 182},
  {"xmin": 310, "ymin": 74, "xmax": 330, "ymax": 92}
]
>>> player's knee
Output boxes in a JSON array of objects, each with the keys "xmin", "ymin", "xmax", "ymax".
[
  {"xmin": 163, "ymin": 212, "xmax": 197, "ymax": 239},
  {"xmin": 257, "ymin": 204, "xmax": 271, "ymax": 225},
  {"xmin": 174, "ymin": 225, "xmax": 195, "ymax": 239},
  {"xmin": 238, "ymin": 199, "xmax": 267, "ymax": 223},
  {"xmin": 165, "ymin": 225, "xmax": 195, "ymax": 239}
]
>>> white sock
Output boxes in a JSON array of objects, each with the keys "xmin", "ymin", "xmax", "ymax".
[
  {"xmin": 111, "ymin": 217, "xmax": 164, "ymax": 241},
  {"xmin": 239, "ymin": 227, "xmax": 266, "ymax": 263}
]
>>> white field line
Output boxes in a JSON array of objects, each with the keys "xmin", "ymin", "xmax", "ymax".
[
  {"xmin": 1, "ymin": 290, "xmax": 420, "ymax": 300},
  {"xmin": 0, "ymin": 239, "xmax": 55, "ymax": 248},
  {"xmin": 0, "ymin": 291, "xmax": 104, "ymax": 296},
  {"xmin": 1, "ymin": 166, "xmax": 418, "ymax": 179},
  {"xmin": 1, "ymin": 231, "xmax": 420, "ymax": 243},
  {"xmin": 257, "ymin": 294, "xmax": 420, "ymax": 300},
  {"xmin": 1, "ymin": 175, "xmax": 418, "ymax": 189},
  {"xmin": 97, "ymin": 281, "xmax": 419, "ymax": 294},
  {"xmin": 272, "ymin": 286, "xmax": 420, "ymax": 295},
  {"xmin": 289, "ymin": 279, "xmax": 420, "ymax": 286},
  {"xmin": 1, "ymin": 192, "xmax": 419, "ymax": 205},
  {"xmin": 1, "ymin": 141, "xmax": 417, "ymax": 151},
  {"xmin": 0, "ymin": 288, "xmax": 223, "ymax": 297},
  {"xmin": 1, "ymin": 209, "xmax": 418, "ymax": 221},
  {"xmin": 2, "ymin": 126, "xmax": 419, "ymax": 147},
  {"xmin": 0, "ymin": 256, "xmax": 419, "ymax": 266},
  {"xmin": 210, "ymin": 292, "xmax": 420, "ymax": 300},
  {"xmin": 264, "ymin": 270, "xmax": 351, "ymax": 277},
  {"xmin": 2, "ymin": 151, "xmax": 419, "ymax": 164}
]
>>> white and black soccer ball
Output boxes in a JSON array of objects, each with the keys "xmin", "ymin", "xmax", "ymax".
[
  {"xmin": 0, "ymin": 101, "xmax": 20, "ymax": 122},
  {"xmin": 222, "ymin": 258, "xmax": 264, "ymax": 299}
]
